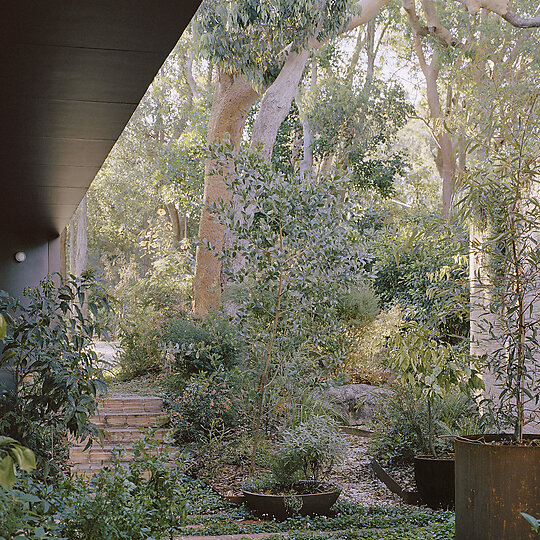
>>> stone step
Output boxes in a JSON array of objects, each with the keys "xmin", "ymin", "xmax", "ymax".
[
  {"xmin": 69, "ymin": 426, "xmax": 168, "ymax": 448},
  {"xmin": 98, "ymin": 396, "xmax": 163, "ymax": 405},
  {"xmin": 96, "ymin": 400, "xmax": 163, "ymax": 412},
  {"xmin": 70, "ymin": 395, "xmax": 170, "ymax": 479},
  {"xmin": 70, "ymin": 447, "xmax": 179, "ymax": 465},
  {"xmin": 97, "ymin": 406, "xmax": 163, "ymax": 415},
  {"xmin": 89, "ymin": 412, "xmax": 168, "ymax": 427},
  {"xmin": 101, "ymin": 426, "xmax": 169, "ymax": 443}
]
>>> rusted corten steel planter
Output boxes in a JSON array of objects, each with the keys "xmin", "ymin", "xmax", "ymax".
[{"xmin": 455, "ymin": 434, "xmax": 540, "ymax": 540}]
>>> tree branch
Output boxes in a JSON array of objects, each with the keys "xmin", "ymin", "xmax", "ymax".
[
  {"xmin": 502, "ymin": 10, "xmax": 540, "ymax": 28},
  {"xmin": 455, "ymin": 0, "xmax": 540, "ymax": 27},
  {"xmin": 346, "ymin": 0, "xmax": 394, "ymax": 30},
  {"xmin": 420, "ymin": 0, "xmax": 458, "ymax": 45}
]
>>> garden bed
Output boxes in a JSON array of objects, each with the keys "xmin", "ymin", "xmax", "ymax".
[{"xmin": 198, "ymin": 435, "xmax": 413, "ymax": 508}]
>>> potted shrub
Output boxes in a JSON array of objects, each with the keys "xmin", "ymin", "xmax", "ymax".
[
  {"xmin": 242, "ymin": 415, "xmax": 344, "ymax": 519},
  {"xmin": 388, "ymin": 322, "xmax": 484, "ymax": 508},
  {"xmin": 454, "ymin": 90, "xmax": 540, "ymax": 540}
]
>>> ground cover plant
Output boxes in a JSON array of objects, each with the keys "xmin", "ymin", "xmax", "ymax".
[
  {"xmin": 173, "ymin": 493, "xmax": 455, "ymax": 539},
  {"xmin": 0, "ymin": 431, "xmax": 189, "ymax": 540}
]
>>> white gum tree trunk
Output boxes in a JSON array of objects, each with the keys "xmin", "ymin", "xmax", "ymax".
[{"xmin": 193, "ymin": 70, "xmax": 258, "ymax": 316}]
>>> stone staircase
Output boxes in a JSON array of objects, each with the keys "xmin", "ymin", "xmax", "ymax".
[{"xmin": 70, "ymin": 395, "xmax": 169, "ymax": 478}]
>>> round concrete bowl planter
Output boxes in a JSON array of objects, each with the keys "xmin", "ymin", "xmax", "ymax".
[
  {"xmin": 242, "ymin": 482, "xmax": 341, "ymax": 520},
  {"xmin": 455, "ymin": 434, "xmax": 540, "ymax": 540},
  {"xmin": 413, "ymin": 454, "xmax": 455, "ymax": 509}
]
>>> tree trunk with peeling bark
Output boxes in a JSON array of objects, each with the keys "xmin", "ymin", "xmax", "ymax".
[
  {"xmin": 251, "ymin": 49, "xmax": 312, "ymax": 158},
  {"xmin": 193, "ymin": 70, "xmax": 258, "ymax": 316}
]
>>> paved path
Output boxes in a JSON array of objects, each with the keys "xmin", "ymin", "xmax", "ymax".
[{"xmin": 90, "ymin": 340, "xmax": 120, "ymax": 374}]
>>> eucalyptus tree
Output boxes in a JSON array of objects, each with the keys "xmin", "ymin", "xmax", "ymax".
[
  {"xmin": 193, "ymin": 0, "xmax": 396, "ymax": 316},
  {"xmin": 192, "ymin": 0, "xmax": 540, "ymax": 317}
]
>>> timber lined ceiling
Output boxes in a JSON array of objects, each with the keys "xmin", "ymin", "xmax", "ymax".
[{"xmin": 0, "ymin": 1, "xmax": 201, "ymax": 248}]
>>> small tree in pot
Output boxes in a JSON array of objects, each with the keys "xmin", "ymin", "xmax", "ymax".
[
  {"xmin": 455, "ymin": 87, "xmax": 540, "ymax": 539},
  {"xmin": 388, "ymin": 322, "xmax": 484, "ymax": 508}
]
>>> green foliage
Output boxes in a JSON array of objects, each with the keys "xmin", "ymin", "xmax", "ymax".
[
  {"xmin": 0, "ymin": 475, "xmax": 59, "ymax": 539},
  {"xmin": 369, "ymin": 387, "xmax": 483, "ymax": 463},
  {"xmin": 175, "ymin": 495, "xmax": 454, "ymax": 538},
  {"xmin": 0, "ymin": 437, "xmax": 35, "ymax": 489},
  {"xmin": 196, "ymin": 0, "xmax": 349, "ymax": 87},
  {"xmin": 0, "ymin": 274, "xmax": 109, "ymax": 477},
  {"xmin": 303, "ymin": 78, "xmax": 412, "ymax": 196},
  {"xmin": 112, "ymin": 253, "xmax": 192, "ymax": 378},
  {"xmin": 210, "ymin": 145, "xmax": 370, "ymax": 374},
  {"xmin": 336, "ymin": 287, "xmax": 380, "ymax": 327},
  {"xmin": 117, "ymin": 323, "xmax": 162, "ymax": 378},
  {"xmin": 87, "ymin": 34, "xmax": 205, "ymax": 341},
  {"xmin": 388, "ymin": 323, "xmax": 484, "ymax": 402},
  {"xmin": 369, "ymin": 210, "xmax": 470, "ymax": 341},
  {"xmin": 166, "ymin": 370, "xmax": 244, "ymax": 443},
  {"xmin": 270, "ymin": 415, "xmax": 344, "ymax": 486},
  {"xmin": 162, "ymin": 316, "xmax": 242, "ymax": 375},
  {"xmin": 387, "ymin": 322, "xmax": 483, "ymax": 456},
  {"xmin": 270, "ymin": 101, "xmax": 303, "ymax": 177},
  {"xmin": 521, "ymin": 513, "xmax": 540, "ymax": 536}
]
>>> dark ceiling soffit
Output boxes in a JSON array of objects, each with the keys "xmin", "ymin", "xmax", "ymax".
[{"xmin": 0, "ymin": 0, "xmax": 201, "ymax": 249}]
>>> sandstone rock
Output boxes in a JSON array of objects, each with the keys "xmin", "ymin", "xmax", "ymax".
[{"xmin": 328, "ymin": 383, "xmax": 388, "ymax": 425}]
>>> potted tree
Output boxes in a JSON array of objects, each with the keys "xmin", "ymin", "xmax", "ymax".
[
  {"xmin": 454, "ymin": 90, "xmax": 540, "ymax": 540},
  {"xmin": 242, "ymin": 415, "xmax": 344, "ymax": 519},
  {"xmin": 388, "ymin": 322, "xmax": 484, "ymax": 509}
]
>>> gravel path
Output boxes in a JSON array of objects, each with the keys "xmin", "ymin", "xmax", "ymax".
[{"xmin": 327, "ymin": 434, "xmax": 406, "ymax": 507}]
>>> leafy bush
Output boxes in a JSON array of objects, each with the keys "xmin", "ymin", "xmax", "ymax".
[
  {"xmin": 0, "ymin": 475, "xmax": 59, "ymax": 539},
  {"xmin": 337, "ymin": 287, "xmax": 380, "ymax": 327},
  {"xmin": 369, "ymin": 211, "xmax": 469, "ymax": 341},
  {"xmin": 212, "ymin": 145, "xmax": 371, "ymax": 375},
  {"xmin": 387, "ymin": 322, "xmax": 484, "ymax": 456},
  {"xmin": 270, "ymin": 415, "xmax": 344, "ymax": 487},
  {"xmin": 0, "ymin": 274, "xmax": 109, "ymax": 477},
  {"xmin": 161, "ymin": 316, "xmax": 242, "ymax": 376},
  {"xmin": 166, "ymin": 370, "xmax": 244, "ymax": 443},
  {"xmin": 117, "ymin": 313, "xmax": 163, "ymax": 378},
  {"xmin": 0, "ymin": 431, "xmax": 188, "ymax": 540},
  {"xmin": 369, "ymin": 386, "xmax": 483, "ymax": 463}
]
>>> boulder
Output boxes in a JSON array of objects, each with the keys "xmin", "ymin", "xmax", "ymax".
[{"xmin": 328, "ymin": 383, "xmax": 388, "ymax": 425}]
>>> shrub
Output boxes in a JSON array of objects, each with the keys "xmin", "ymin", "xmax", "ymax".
[
  {"xmin": 117, "ymin": 315, "xmax": 163, "ymax": 378},
  {"xmin": 369, "ymin": 386, "xmax": 483, "ymax": 464},
  {"xmin": 337, "ymin": 287, "xmax": 380, "ymax": 327},
  {"xmin": 166, "ymin": 370, "xmax": 244, "ymax": 443},
  {"xmin": 0, "ymin": 274, "xmax": 109, "ymax": 477},
  {"xmin": 270, "ymin": 415, "xmax": 345, "ymax": 487},
  {"xmin": 161, "ymin": 316, "xmax": 242, "ymax": 375},
  {"xmin": 0, "ymin": 431, "xmax": 189, "ymax": 540},
  {"xmin": 0, "ymin": 475, "xmax": 58, "ymax": 539},
  {"xmin": 370, "ymin": 211, "xmax": 469, "ymax": 342}
]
